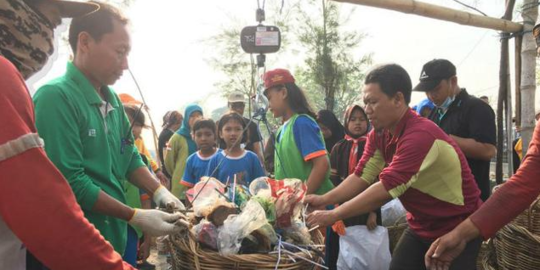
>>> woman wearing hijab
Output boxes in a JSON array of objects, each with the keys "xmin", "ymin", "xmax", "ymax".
[
  {"xmin": 326, "ymin": 105, "xmax": 382, "ymax": 269},
  {"xmin": 165, "ymin": 105, "xmax": 203, "ymax": 200},
  {"xmin": 317, "ymin": 110, "xmax": 345, "ymax": 153}
]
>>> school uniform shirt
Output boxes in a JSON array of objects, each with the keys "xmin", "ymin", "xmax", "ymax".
[
  {"xmin": 428, "ymin": 89, "xmax": 496, "ymax": 201},
  {"xmin": 0, "ymin": 56, "xmax": 133, "ymax": 270},
  {"xmin": 355, "ymin": 109, "xmax": 482, "ymax": 240},
  {"xmin": 274, "ymin": 114, "xmax": 334, "ymax": 195},
  {"xmin": 181, "ymin": 149, "xmax": 222, "ymax": 188},
  {"xmin": 206, "ymin": 150, "xmax": 265, "ymax": 185},
  {"xmin": 33, "ymin": 62, "xmax": 146, "ymax": 255}
]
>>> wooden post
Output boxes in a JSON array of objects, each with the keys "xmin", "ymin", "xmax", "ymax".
[
  {"xmin": 496, "ymin": 0, "xmax": 516, "ymax": 184},
  {"xmin": 515, "ymin": 35, "xmax": 522, "ymax": 129},
  {"xmin": 332, "ymin": 0, "xmax": 523, "ymax": 32},
  {"xmin": 496, "ymin": 35, "xmax": 508, "ymax": 184},
  {"xmin": 520, "ymin": 0, "xmax": 537, "ymax": 156}
]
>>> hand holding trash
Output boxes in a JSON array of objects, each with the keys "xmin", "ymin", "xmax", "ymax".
[
  {"xmin": 303, "ymin": 194, "xmax": 327, "ymax": 211},
  {"xmin": 129, "ymin": 208, "xmax": 189, "ymax": 236},
  {"xmin": 153, "ymin": 185, "xmax": 185, "ymax": 210},
  {"xmin": 306, "ymin": 209, "xmax": 339, "ymax": 228}
]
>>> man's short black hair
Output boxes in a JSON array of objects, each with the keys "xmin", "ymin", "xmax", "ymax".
[
  {"xmin": 68, "ymin": 1, "xmax": 128, "ymax": 53},
  {"xmin": 365, "ymin": 64, "xmax": 412, "ymax": 104},
  {"xmin": 192, "ymin": 118, "xmax": 217, "ymax": 135}
]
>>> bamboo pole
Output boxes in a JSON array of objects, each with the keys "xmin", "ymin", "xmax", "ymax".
[
  {"xmin": 332, "ymin": 0, "xmax": 523, "ymax": 33},
  {"xmin": 520, "ymin": 0, "xmax": 537, "ymax": 157},
  {"xmin": 496, "ymin": 33, "xmax": 509, "ymax": 184},
  {"xmin": 496, "ymin": 0, "xmax": 516, "ymax": 184},
  {"xmin": 515, "ymin": 35, "xmax": 522, "ymax": 129}
]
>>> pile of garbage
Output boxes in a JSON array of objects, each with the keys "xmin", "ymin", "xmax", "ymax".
[{"xmin": 183, "ymin": 177, "xmax": 315, "ymax": 256}]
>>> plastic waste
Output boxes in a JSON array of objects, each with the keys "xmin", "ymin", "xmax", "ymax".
[
  {"xmin": 218, "ymin": 199, "xmax": 268, "ymax": 255},
  {"xmin": 192, "ymin": 220, "xmax": 218, "ymax": 250},
  {"xmin": 249, "ymin": 177, "xmax": 272, "ymax": 198},
  {"xmin": 189, "ymin": 177, "xmax": 227, "ymax": 217},
  {"xmin": 251, "ymin": 195, "xmax": 277, "ymax": 225},
  {"xmin": 282, "ymin": 222, "xmax": 312, "ymax": 246},
  {"xmin": 381, "ymin": 199, "xmax": 407, "ymax": 226},
  {"xmin": 337, "ymin": 225, "xmax": 391, "ymax": 270}
]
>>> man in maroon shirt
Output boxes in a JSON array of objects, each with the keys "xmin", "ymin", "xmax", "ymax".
[{"xmin": 306, "ymin": 64, "xmax": 483, "ymax": 270}]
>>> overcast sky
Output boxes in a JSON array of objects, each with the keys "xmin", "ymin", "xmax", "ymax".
[{"xmin": 27, "ymin": 0, "xmax": 532, "ymax": 151}]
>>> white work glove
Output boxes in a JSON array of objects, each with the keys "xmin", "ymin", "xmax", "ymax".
[
  {"xmin": 153, "ymin": 185, "xmax": 185, "ymax": 210},
  {"xmin": 128, "ymin": 208, "xmax": 188, "ymax": 237}
]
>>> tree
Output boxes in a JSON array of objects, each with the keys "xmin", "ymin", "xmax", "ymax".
[
  {"xmin": 519, "ymin": 0, "xmax": 537, "ymax": 156},
  {"xmin": 295, "ymin": 0, "xmax": 372, "ymax": 118},
  {"xmin": 206, "ymin": 1, "xmax": 300, "ymax": 138},
  {"xmin": 206, "ymin": 1, "xmax": 299, "ymax": 114}
]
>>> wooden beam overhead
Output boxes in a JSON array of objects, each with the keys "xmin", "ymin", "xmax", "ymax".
[{"xmin": 332, "ymin": 0, "xmax": 523, "ymax": 33}]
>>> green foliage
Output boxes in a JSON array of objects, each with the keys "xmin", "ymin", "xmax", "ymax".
[
  {"xmin": 206, "ymin": 1, "xmax": 299, "ymax": 103},
  {"xmin": 295, "ymin": 0, "xmax": 372, "ymax": 120},
  {"xmin": 206, "ymin": 0, "xmax": 372, "ymax": 126}
]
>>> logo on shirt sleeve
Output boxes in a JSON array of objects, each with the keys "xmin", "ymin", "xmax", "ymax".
[{"xmin": 88, "ymin": 129, "xmax": 97, "ymax": 137}]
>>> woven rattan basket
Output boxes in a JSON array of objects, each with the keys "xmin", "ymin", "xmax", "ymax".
[
  {"xmin": 386, "ymin": 215, "xmax": 408, "ymax": 254},
  {"xmin": 480, "ymin": 186, "xmax": 540, "ymax": 270},
  {"xmin": 512, "ymin": 196, "xmax": 540, "ymax": 235},
  {"xmin": 491, "ymin": 223, "xmax": 540, "ymax": 270},
  {"xmin": 168, "ymin": 230, "xmax": 325, "ymax": 270},
  {"xmin": 476, "ymin": 241, "xmax": 490, "ymax": 270}
]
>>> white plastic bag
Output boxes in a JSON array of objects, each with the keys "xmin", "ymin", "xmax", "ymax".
[
  {"xmin": 217, "ymin": 199, "xmax": 268, "ymax": 255},
  {"xmin": 381, "ymin": 198, "xmax": 406, "ymax": 226},
  {"xmin": 337, "ymin": 225, "xmax": 391, "ymax": 270}
]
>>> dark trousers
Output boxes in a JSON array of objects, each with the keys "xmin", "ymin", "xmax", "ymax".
[
  {"xmin": 390, "ymin": 228, "xmax": 482, "ymax": 270},
  {"xmin": 26, "ymin": 252, "xmax": 49, "ymax": 270}
]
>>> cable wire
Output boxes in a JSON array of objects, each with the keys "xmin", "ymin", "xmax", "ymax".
[{"xmin": 450, "ymin": 0, "xmax": 488, "ymax": 16}]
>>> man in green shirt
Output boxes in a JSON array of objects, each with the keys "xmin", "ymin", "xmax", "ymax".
[{"xmin": 33, "ymin": 2, "xmax": 184, "ymax": 255}]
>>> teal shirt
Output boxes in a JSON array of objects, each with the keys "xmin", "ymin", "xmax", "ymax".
[{"xmin": 33, "ymin": 62, "xmax": 145, "ymax": 254}]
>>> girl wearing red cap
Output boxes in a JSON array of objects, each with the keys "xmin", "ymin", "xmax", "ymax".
[
  {"xmin": 263, "ymin": 68, "xmax": 334, "ymax": 195},
  {"xmin": 263, "ymin": 68, "xmax": 335, "ymax": 267}
]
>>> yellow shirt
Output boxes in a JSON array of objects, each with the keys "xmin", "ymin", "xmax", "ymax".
[
  {"xmin": 514, "ymin": 137, "xmax": 523, "ymax": 160},
  {"xmin": 135, "ymin": 137, "xmax": 160, "ymax": 172}
]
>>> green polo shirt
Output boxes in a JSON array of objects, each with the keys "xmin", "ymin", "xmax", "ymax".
[{"xmin": 33, "ymin": 62, "xmax": 146, "ymax": 254}]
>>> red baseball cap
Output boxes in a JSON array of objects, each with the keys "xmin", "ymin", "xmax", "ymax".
[{"xmin": 263, "ymin": 68, "xmax": 295, "ymax": 90}]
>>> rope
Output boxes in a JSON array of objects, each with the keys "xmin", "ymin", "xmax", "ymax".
[{"xmin": 450, "ymin": 0, "xmax": 488, "ymax": 16}]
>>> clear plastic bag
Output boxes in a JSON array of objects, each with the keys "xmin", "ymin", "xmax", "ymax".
[
  {"xmin": 249, "ymin": 177, "xmax": 272, "ymax": 198},
  {"xmin": 274, "ymin": 183, "xmax": 306, "ymax": 228},
  {"xmin": 282, "ymin": 222, "xmax": 312, "ymax": 246},
  {"xmin": 251, "ymin": 195, "xmax": 277, "ymax": 225},
  {"xmin": 192, "ymin": 220, "xmax": 219, "ymax": 250},
  {"xmin": 381, "ymin": 199, "xmax": 406, "ymax": 226},
  {"xmin": 189, "ymin": 177, "xmax": 227, "ymax": 217},
  {"xmin": 217, "ymin": 199, "xmax": 269, "ymax": 255}
]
